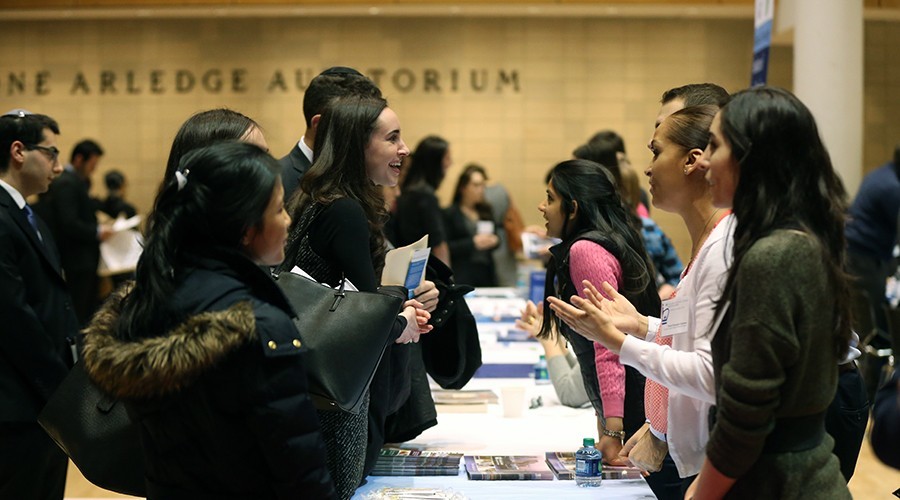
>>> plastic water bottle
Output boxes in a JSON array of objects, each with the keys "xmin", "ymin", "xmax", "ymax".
[
  {"xmin": 575, "ymin": 437, "xmax": 602, "ymax": 487},
  {"xmin": 534, "ymin": 355, "xmax": 550, "ymax": 385}
]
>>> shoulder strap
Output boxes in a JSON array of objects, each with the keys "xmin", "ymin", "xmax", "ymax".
[{"xmin": 275, "ymin": 202, "xmax": 326, "ymax": 277}]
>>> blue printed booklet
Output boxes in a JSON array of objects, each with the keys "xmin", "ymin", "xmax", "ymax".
[{"xmin": 382, "ymin": 235, "xmax": 430, "ymax": 298}]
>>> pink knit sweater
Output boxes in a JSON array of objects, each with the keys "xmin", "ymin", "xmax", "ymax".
[{"xmin": 568, "ymin": 240, "xmax": 626, "ymax": 419}]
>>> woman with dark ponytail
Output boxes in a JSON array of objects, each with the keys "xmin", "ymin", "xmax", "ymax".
[
  {"xmin": 81, "ymin": 142, "xmax": 335, "ymax": 499},
  {"xmin": 532, "ymin": 159, "xmax": 658, "ymax": 463},
  {"xmin": 687, "ymin": 87, "xmax": 851, "ymax": 499}
]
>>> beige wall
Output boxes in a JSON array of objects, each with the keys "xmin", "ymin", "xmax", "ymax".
[{"xmin": 0, "ymin": 15, "xmax": 896, "ymax": 262}]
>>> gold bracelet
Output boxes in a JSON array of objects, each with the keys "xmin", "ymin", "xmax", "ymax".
[{"xmin": 602, "ymin": 429, "xmax": 625, "ymax": 441}]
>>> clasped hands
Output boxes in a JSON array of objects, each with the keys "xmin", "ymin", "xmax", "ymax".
[
  {"xmin": 395, "ymin": 280, "xmax": 438, "ymax": 344},
  {"xmin": 546, "ymin": 280, "xmax": 645, "ymax": 357}
]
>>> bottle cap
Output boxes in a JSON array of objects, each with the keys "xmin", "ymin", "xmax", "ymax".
[{"xmin": 583, "ymin": 437, "xmax": 595, "ymax": 447}]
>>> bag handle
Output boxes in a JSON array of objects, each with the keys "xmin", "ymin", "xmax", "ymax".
[{"xmin": 329, "ymin": 277, "xmax": 346, "ymax": 312}]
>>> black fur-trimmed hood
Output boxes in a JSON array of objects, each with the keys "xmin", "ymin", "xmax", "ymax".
[{"xmin": 82, "ymin": 284, "xmax": 257, "ymax": 400}]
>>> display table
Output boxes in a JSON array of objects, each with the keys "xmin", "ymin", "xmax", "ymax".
[
  {"xmin": 354, "ymin": 288, "xmax": 655, "ymax": 498},
  {"xmin": 354, "ymin": 379, "xmax": 654, "ymax": 499}
]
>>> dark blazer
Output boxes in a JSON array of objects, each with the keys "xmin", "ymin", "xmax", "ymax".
[
  {"xmin": 279, "ymin": 143, "xmax": 312, "ymax": 202},
  {"xmin": 0, "ymin": 188, "xmax": 79, "ymax": 422},
  {"xmin": 34, "ymin": 168, "xmax": 99, "ymax": 275}
]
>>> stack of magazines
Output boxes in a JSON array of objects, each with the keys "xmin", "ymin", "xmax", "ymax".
[
  {"xmin": 370, "ymin": 448, "xmax": 463, "ymax": 476},
  {"xmin": 545, "ymin": 452, "xmax": 644, "ymax": 480},
  {"xmin": 463, "ymin": 455, "xmax": 554, "ymax": 480},
  {"xmin": 431, "ymin": 389, "xmax": 498, "ymax": 413}
]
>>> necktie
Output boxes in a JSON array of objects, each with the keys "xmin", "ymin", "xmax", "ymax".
[{"xmin": 22, "ymin": 204, "xmax": 43, "ymax": 242}]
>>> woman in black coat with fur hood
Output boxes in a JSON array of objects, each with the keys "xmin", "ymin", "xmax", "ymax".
[{"xmin": 82, "ymin": 143, "xmax": 335, "ymax": 499}]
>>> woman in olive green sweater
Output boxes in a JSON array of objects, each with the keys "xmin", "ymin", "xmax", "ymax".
[{"xmin": 688, "ymin": 87, "xmax": 851, "ymax": 499}]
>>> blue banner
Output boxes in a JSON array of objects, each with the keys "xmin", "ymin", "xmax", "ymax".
[{"xmin": 751, "ymin": 0, "xmax": 774, "ymax": 86}]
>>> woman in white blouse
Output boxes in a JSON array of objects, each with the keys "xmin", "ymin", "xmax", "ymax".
[{"xmin": 549, "ymin": 103, "xmax": 731, "ymax": 499}]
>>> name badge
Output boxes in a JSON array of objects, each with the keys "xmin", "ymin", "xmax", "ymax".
[{"xmin": 660, "ymin": 295, "xmax": 689, "ymax": 337}]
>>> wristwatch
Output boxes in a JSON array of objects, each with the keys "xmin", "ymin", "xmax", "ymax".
[{"xmin": 602, "ymin": 429, "xmax": 626, "ymax": 441}]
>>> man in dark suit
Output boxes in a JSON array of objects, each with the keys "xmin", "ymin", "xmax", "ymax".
[
  {"xmin": 280, "ymin": 66, "xmax": 382, "ymax": 199},
  {"xmin": 0, "ymin": 110, "xmax": 80, "ymax": 500},
  {"xmin": 34, "ymin": 139, "xmax": 112, "ymax": 326}
]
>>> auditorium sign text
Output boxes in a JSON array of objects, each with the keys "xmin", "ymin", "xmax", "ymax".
[{"xmin": 1, "ymin": 67, "xmax": 521, "ymax": 96}]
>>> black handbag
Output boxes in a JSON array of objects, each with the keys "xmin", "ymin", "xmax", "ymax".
[
  {"xmin": 38, "ymin": 361, "xmax": 146, "ymax": 497},
  {"xmin": 274, "ymin": 271, "xmax": 405, "ymax": 414}
]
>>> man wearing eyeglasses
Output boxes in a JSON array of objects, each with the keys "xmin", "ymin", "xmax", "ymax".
[
  {"xmin": 0, "ymin": 110, "xmax": 80, "ymax": 500},
  {"xmin": 34, "ymin": 139, "xmax": 113, "ymax": 326}
]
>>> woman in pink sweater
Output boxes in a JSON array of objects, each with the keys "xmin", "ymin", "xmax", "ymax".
[{"xmin": 535, "ymin": 159, "xmax": 660, "ymax": 463}]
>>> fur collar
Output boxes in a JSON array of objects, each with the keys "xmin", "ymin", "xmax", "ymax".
[{"xmin": 82, "ymin": 284, "xmax": 257, "ymax": 399}]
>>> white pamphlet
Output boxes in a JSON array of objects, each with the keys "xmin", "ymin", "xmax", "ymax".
[{"xmin": 382, "ymin": 235, "xmax": 430, "ymax": 297}]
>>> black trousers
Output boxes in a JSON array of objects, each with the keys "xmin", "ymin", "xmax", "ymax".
[
  {"xmin": 825, "ymin": 365, "xmax": 870, "ymax": 481},
  {"xmin": 0, "ymin": 422, "xmax": 67, "ymax": 500},
  {"xmin": 643, "ymin": 452, "xmax": 696, "ymax": 500}
]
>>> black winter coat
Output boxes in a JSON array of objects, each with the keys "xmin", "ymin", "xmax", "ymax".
[
  {"xmin": 383, "ymin": 258, "xmax": 482, "ymax": 444},
  {"xmin": 82, "ymin": 249, "xmax": 336, "ymax": 499}
]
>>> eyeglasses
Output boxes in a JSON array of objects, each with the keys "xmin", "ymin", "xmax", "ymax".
[{"xmin": 25, "ymin": 144, "xmax": 60, "ymax": 163}]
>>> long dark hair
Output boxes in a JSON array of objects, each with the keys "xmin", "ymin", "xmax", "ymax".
[
  {"xmin": 118, "ymin": 142, "xmax": 279, "ymax": 340},
  {"xmin": 716, "ymin": 86, "xmax": 850, "ymax": 358},
  {"xmin": 451, "ymin": 163, "xmax": 493, "ymax": 220},
  {"xmin": 290, "ymin": 94, "xmax": 389, "ymax": 273},
  {"xmin": 539, "ymin": 159, "xmax": 658, "ymax": 339},
  {"xmin": 402, "ymin": 135, "xmax": 449, "ymax": 191}
]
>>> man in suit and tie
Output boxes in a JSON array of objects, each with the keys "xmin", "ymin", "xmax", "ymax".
[
  {"xmin": 34, "ymin": 139, "xmax": 112, "ymax": 326},
  {"xmin": 0, "ymin": 110, "xmax": 80, "ymax": 499},
  {"xmin": 280, "ymin": 66, "xmax": 382, "ymax": 199}
]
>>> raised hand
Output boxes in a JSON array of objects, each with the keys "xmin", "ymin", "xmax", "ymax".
[{"xmin": 514, "ymin": 300, "xmax": 543, "ymax": 337}]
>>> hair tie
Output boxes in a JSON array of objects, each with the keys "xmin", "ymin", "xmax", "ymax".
[{"xmin": 175, "ymin": 169, "xmax": 190, "ymax": 191}]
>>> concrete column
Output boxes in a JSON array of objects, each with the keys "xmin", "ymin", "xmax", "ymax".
[{"xmin": 793, "ymin": 0, "xmax": 864, "ymax": 194}]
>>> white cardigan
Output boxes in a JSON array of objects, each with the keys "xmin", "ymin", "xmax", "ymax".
[{"xmin": 619, "ymin": 214, "xmax": 735, "ymax": 478}]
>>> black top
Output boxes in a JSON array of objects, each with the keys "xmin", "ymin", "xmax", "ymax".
[
  {"xmin": 393, "ymin": 185, "xmax": 446, "ymax": 248},
  {"xmin": 442, "ymin": 204, "xmax": 498, "ymax": 287},
  {"xmin": 98, "ymin": 195, "xmax": 137, "ymax": 219},
  {"xmin": 288, "ymin": 198, "xmax": 378, "ymax": 292}
]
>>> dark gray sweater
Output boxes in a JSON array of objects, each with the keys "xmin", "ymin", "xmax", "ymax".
[{"xmin": 707, "ymin": 229, "xmax": 849, "ymax": 499}]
